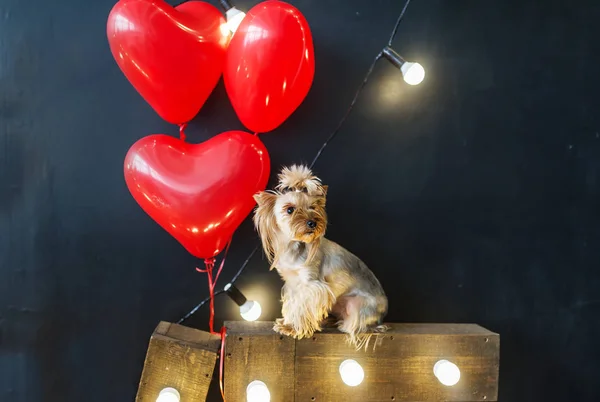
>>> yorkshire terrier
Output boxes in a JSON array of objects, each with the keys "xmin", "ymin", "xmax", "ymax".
[{"xmin": 253, "ymin": 165, "xmax": 388, "ymax": 349}]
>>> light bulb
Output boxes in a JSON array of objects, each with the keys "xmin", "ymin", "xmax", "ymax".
[
  {"xmin": 240, "ymin": 300, "xmax": 262, "ymax": 321},
  {"xmin": 401, "ymin": 62, "xmax": 425, "ymax": 85},
  {"xmin": 382, "ymin": 46, "xmax": 425, "ymax": 86},
  {"xmin": 339, "ymin": 359, "xmax": 364, "ymax": 386},
  {"xmin": 246, "ymin": 380, "xmax": 270, "ymax": 402},
  {"xmin": 226, "ymin": 7, "xmax": 246, "ymax": 33},
  {"xmin": 156, "ymin": 387, "xmax": 180, "ymax": 402},
  {"xmin": 224, "ymin": 283, "xmax": 262, "ymax": 321},
  {"xmin": 433, "ymin": 360, "xmax": 461, "ymax": 386}
]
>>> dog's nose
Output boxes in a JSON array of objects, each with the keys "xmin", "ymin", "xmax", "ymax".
[{"xmin": 307, "ymin": 220, "xmax": 316, "ymax": 229}]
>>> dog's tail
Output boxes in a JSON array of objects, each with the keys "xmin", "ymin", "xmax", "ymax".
[
  {"xmin": 348, "ymin": 324, "xmax": 389, "ymax": 352},
  {"xmin": 339, "ymin": 308, "xmax": 390, "ymax": 352}
]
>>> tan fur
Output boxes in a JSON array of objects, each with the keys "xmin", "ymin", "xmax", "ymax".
[
  {"xmin": 275, "ymin": 164, "xmax": 328, "ymax": 196},
  {"xmin": 252, "ymin": 191, "xmax": 279, "ymax": 269},
  {"xmin": 253, "ymin": 165, "xmax": 388, "ymax": 350}
]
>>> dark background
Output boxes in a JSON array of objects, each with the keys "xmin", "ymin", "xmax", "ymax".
[{"xmin": 1, "ymin": 0, "xmax": 599, "ymax": 400}]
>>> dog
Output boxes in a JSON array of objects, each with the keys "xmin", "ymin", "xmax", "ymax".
[{"xmin": 253, "ymin": 164, "xmax": 388, "ymax": 349}]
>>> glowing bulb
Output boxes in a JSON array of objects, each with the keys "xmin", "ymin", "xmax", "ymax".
[
  {"xmin": 401, "ymin": 62, "xmax": 425, "ymax": 85},
  {"xmin": 240, "ymin": 300, "xmax": 262, "ymax": 321},
  {"xmin": 226, "ymin": 7, "xmax": 246, "ymax": 33},
  {"xmin": 224, "ymin": 283, "xmax": 262, "ymax": 321},
  {"xmin": 246, "ymin": 380, "xmax": 270, "ymax": 402},
  {"xmin": 382, "ymin": 47, "xmax": 425, "ymax": 86},
  {"xmin": 433, "ymin": 360, "xmax": 461, "ymax": 386},
  {"xmin": 339, "ymin": 359, "xmax": 364, "ymax": 386},
  {"xmin": 156, "ymin": 387, "xmax": 180, "ymax": 402}
]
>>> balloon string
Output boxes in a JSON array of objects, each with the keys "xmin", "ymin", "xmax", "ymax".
[
  {"xmin": 195, "ymin": 241, "xmax": 231, "ymax": 334},
  {"xmin": 219, "ymin": 326, "xmax": 227, "ymax": 401},
  {"xmin": 214, "ymin": 240, "xmax": 231, "ymax": 285},
  {"xmin": 178, "ymin": 123, "xmax": 187, "ymax": 141},
  {"xmin": 196, "ymin": 259, "xmax": 216, "ymax": 333}
]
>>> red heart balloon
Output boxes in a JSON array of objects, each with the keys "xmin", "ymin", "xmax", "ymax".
[
  {"xmin": 107, "ymin": 0, "xmax": 229, "ymax": 124},
  {"xmin": 124, "ymin": 132, "xmax": 270, "ymax": 259},
  {"xmin": 224, "ymin": 0, "xmax": 315, "ymax": 133}
]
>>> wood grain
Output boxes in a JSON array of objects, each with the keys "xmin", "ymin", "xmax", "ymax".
[
  {"xmin": 223, "ymin": 322, "xmax": 498, "ymax": 402},
  {"xmin": 224, "ymin": 321, "xmax": 296, "ymax": 402},
  {"xmin": 295, "ymin": 324, "xmax": 499, "ymax": 401},
  {"xmin": 135, "ymin": 321, "xmax": 220, "ymax": 402}
]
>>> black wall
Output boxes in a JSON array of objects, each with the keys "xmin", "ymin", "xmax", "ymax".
[{"xmin": 1, "ymin": 0, "xmax": 599, "ymax": 400}]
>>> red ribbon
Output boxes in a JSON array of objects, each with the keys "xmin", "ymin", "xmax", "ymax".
[
  {"xmin": 195, "ymin": 241, "xmax": 231, "ymax": 334},
  {"xmin": 219, "ymin": 326, "xmax": 227, "ymax": 401},
  {"xmin": 195, "ymin": 243, "xmax": 231, "ymax": 400}
]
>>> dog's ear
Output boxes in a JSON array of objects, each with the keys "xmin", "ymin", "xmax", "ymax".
[
  {"xmin": 254, "ymin": 191, "xmax": 276, "ymax": 206},
  {"xmin": 252, "ymin": 191, "xmax": 279, "ymax": 267}
]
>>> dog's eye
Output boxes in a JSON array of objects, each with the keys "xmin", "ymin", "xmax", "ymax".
[{"xmin": 286, "ymin": 207, "xmax": 295, "ymax": 214}]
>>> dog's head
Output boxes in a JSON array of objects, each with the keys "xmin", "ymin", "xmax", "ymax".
[{"xmin": 253, "ymin": 165, "xmax": 328, "ymax": 264}]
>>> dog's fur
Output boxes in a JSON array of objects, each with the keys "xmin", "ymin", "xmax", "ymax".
[{"xmin": 253, "ymin": 165, "xmax": 388, "ymax": 349}]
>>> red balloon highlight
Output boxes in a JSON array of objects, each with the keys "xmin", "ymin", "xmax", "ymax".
[
  {"xmin": 107, "ymin": 0, "xmax": 229, "ymax": 124},
  {"xmin": 124, "ymin": 131, "xmax": 270, "ymax": 259},
  {"xmin": 224, "ymin": 0, "xmax": 315, "ymax": 133}
]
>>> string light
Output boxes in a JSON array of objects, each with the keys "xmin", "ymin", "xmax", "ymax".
[
  {"xmin": 339, "ymin": 359, "xmax": 365, "ymax": 386},
  {"xmin": 246, "ymin": 380, "xmax": 271, "ymax": 402},
  {"xmin": 433, "ymin": 360, "xmax": 461, "ymax": 386},
  {"xmin": 219, "ymin": 0, "xmax": 246, "ymax": 33},
  {"xmin": 156, "ymin": 387, "xmax": 180, "ymax": 402},
  {"xmin": 224, "ymin": 283, "xmax": 262, "ymax": 321},
  {"xmin": 382, "ymin": 46, "xmax": 425, "ymax": 85}
]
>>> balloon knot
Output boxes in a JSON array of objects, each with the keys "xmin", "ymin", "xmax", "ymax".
[{"xmin": 179, "ymin": 123, "xmax": 187, "ymax": 141}]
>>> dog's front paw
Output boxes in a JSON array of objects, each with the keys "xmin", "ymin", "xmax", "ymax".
[{"xmin": 274, "ymin": 318, "xmax": 299, "ymax": 338}]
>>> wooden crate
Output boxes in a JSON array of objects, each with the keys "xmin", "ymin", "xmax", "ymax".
[
  {"xmin": 225, "ymin": 321, "xmax": 499, "ymax": 402},
  {"xmin": 224, "ymin": 321, "xmax": 296, "ymax": 402},
  {"xmin": 135, "ymin": 321, "xmax": 221, "ymax": 402}
]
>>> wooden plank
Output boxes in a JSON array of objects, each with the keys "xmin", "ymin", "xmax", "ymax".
[
  {"xmin": 295, "ymin": 323, "xmax": 499, "ymax": 402},
  {"xmin": 159, "ymin": 322, "xmax": 220, "ymax": 351},
  {"xmin": 224, "ymin": 321, "xmax": 296, "ymax": 402},
  {"xmin": 135, "ymin": 321, "xmax": 221, "ymax": 402},
  {"xmin": 225, "ymin": 320, "xmax": 276, "ymax": 335},
  {"xmin": 316, "ymin": 323, "xmax": 495, "ymax": 336}
]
